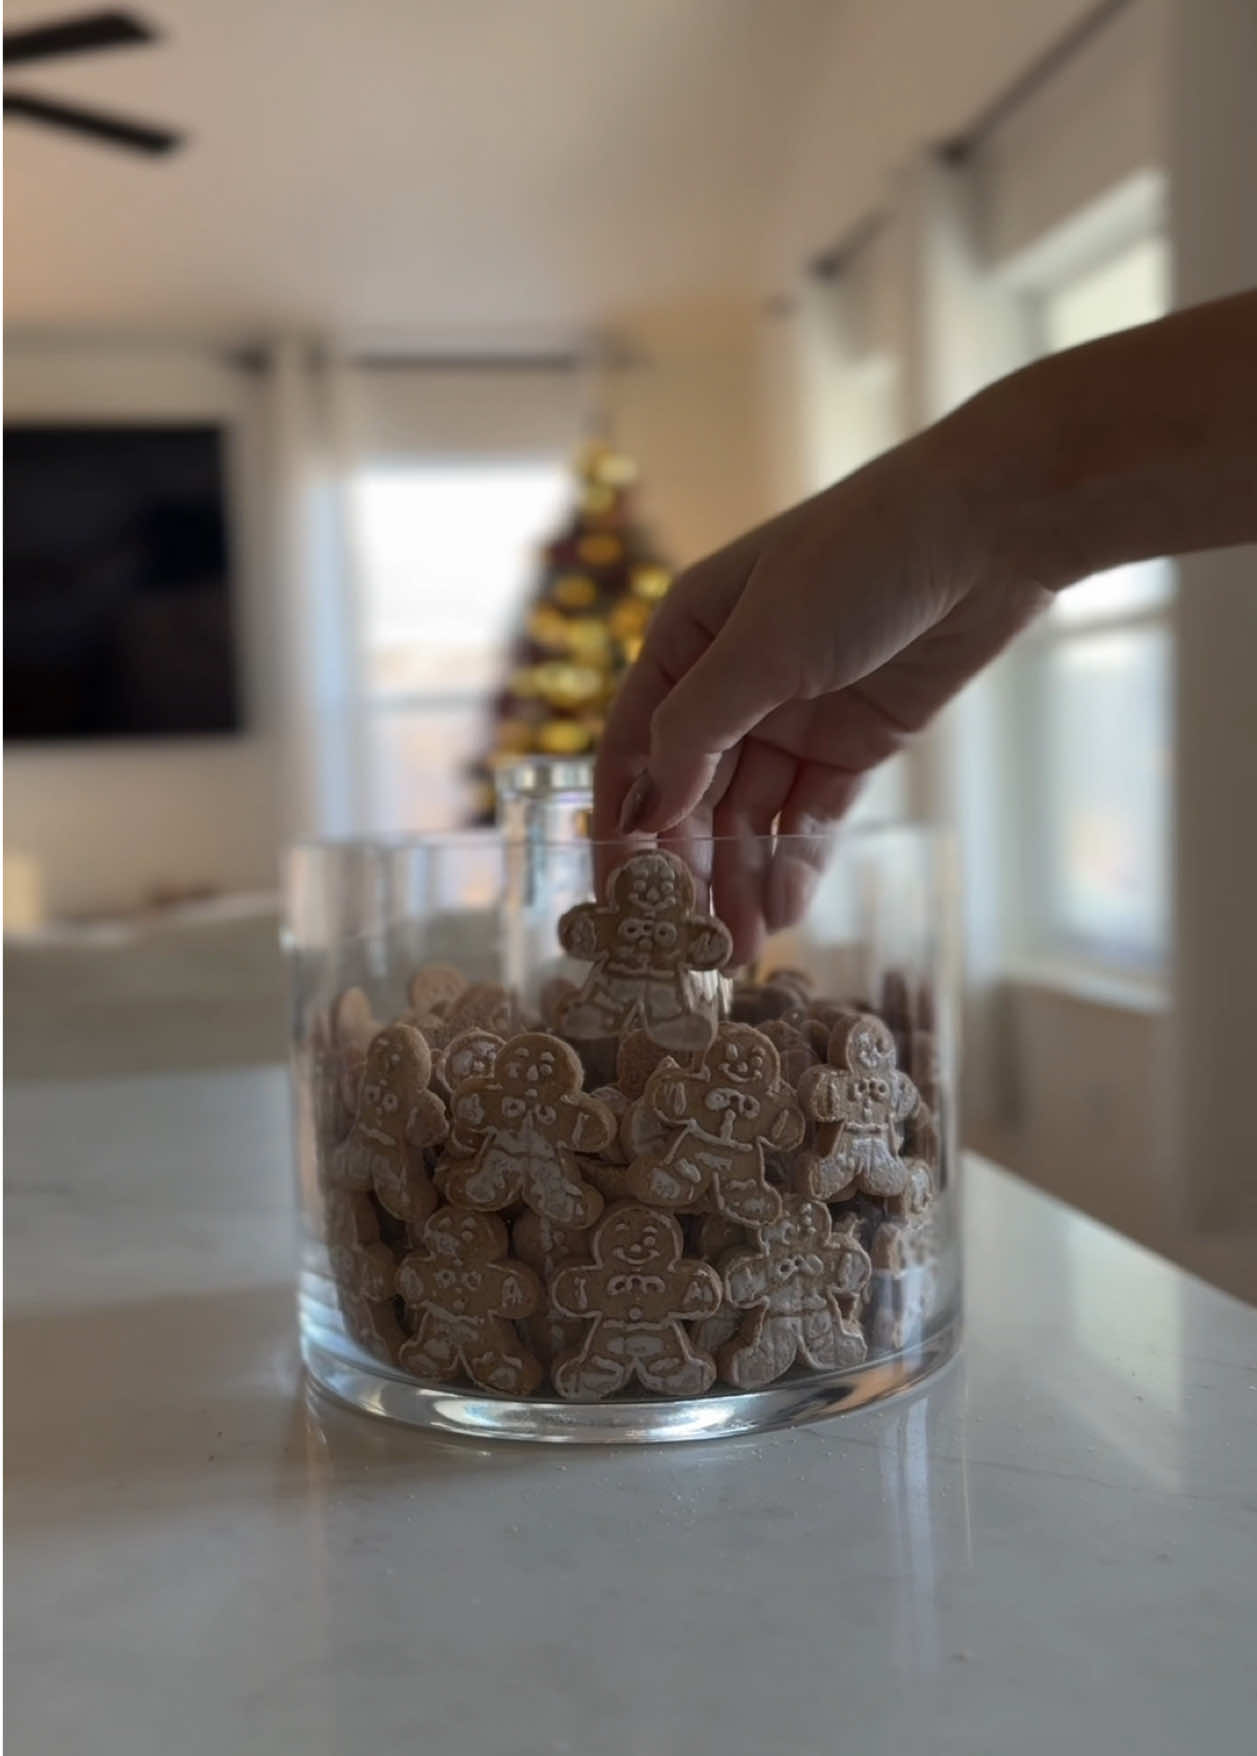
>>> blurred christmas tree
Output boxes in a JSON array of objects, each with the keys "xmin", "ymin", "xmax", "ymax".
[{"xmin": 467, "ymin": 439, "xmax": 672, "ymax": 822}]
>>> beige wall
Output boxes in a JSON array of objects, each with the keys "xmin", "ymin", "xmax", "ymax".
[{"xmin": 610, "ymin": 300, "xmax": 776, "ymax": 565}]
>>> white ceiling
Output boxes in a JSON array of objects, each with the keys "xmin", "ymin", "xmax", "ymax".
[{"xmin": 4, "ymin": 0, "xmax": 839, "ymax": 341}]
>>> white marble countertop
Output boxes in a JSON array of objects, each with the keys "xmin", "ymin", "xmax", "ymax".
[{"xmin": 7, "ymin": 1065, "xmax": 1256, "ymax": 1755}]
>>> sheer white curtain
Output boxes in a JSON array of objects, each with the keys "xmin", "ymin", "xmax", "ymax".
[
  {"xmin": 265, "ymin": 338, "xmax": 368, "ymax": 844},
  {"xmin": 263, "ymin": 345, "xmax": 583, "ymax": 841}
]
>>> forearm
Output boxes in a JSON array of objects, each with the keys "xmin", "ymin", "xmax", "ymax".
[{"xmin": 941, "ymin": 290, "xmax": 1257, "ymax": 592}]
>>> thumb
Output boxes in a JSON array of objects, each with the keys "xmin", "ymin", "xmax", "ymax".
[{"xmin": 623, "ymin": 600, "xmax": 796, "ymax": 833}]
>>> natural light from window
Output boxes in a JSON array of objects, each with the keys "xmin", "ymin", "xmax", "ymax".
[
  {"xmin": 353, "ymin": 461, "xmax": 569, "ymax": 697},
  {"xmin": 1030, "ymin": 231, "xmax": 1172, "ymax": 968},
  {"xmin": 351, "ymin": 459, "xmax": 569, "ymax": 831}
]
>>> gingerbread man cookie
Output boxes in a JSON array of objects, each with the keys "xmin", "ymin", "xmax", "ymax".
[
  {"xmin": 339, "ymin": 1288, "xmax": 407, "ymax": 1366},
  {"xmin": 797, "ymin": 1013, "xmax": 918, "ymax": 1200},
  {"xmin": 325, "ymin": 1188, "xmax": 398, "ymax": 1303},
  {"xmin": 626, "ymin": 1023, "xmax": 804, "ymax": 1224},
  {"xmin": 443, "ymin": 1032, "xmax": 615, "ymax": 1226},
  {"xmin": 307, "ymin": 1011, "xmax": 354, "ymax": 1165},
  {"xmin": 406, "ymin": 962, "xmax": 468, "ymax": 1020},
  {"xmin": 433, "ymin": 1027, "xmax": 503, "ymax": 1107},
  {"xmin": 335, "ymin": 1024, "xmax": 449, "ymax": 1225},
  {"xmin": 396, "ymin": 1208, "xmax": 542, "ymax": 1393},
  {"xmin": 556, "ymin": 849, "xmax": 732, "ymax": 1051},
  {"xmin": 551, "ymin": 1203, "xmax": 721, "ymax": 1400},
  {"xmin": 512, "ymin": 1209, "xmax": 592, "ymax": 1364},
  {"xmin": 444, "ymin": 981, "xmax": 527, "ymax": 1042},
  {"xmin": 324, "ymin": 1188, "xmax": 406, "ymax": 1364},
  {"xmin": 757, "ymin": 1017, "xmax": 822, "ymax": 1089},
  {"xmin": 717, "ymin": 1195, "xmax": 869, "ymax": 1388},
  {"xmin": 329, "ymin": 985, "xmax": 380, "ymax": 1111},
  {"xmin": 688, "ymin": 1212, "xmax": 748, "ymax": 1357}
]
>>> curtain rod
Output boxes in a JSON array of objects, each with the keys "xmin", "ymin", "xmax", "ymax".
[
  {"xmin": 809, "ymin": 208, "xmax": 887, "ymax": 282},
  {"xmin": 349, "ymin": 351, "xmax": 584, "ymax": 372},
  {"xmin": 221, "ymin": 346, "xmax": 646, "ymax": 374},
  {"xmin": 941, "ymin": 0, "xmax": 1137, "ymax": 162}
]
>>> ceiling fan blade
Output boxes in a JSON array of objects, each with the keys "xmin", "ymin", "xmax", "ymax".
[
  {"xmin": 4, "ymin": 89, "xmax": 181, "ymax": 154},
  {"xmin": 4, "ymin": 9, "xmax": 153, "ymax": 67}
]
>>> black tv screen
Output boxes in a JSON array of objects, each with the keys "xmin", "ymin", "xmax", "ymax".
[{"xmin": 4, "ymin": 423, "xmax": 241, "ymax": 741}]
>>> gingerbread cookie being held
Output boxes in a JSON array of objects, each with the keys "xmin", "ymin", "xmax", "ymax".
[
  {"xmin": 443, "ymin": 1032, "xmax": 615, "ymax": 1227},
  {"xmin": 626, "ymin": 1023, "xmax": 804, "ymax": 1225},
  {"xmin": 551, "ymin": 1203, "xmax": 721, "ymax": 1400},
  {"xmin": 556, "ymin": 849, "xmax": 732, "ymax": 1051}
]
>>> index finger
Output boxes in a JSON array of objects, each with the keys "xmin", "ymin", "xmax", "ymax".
[{"xmin": 591, "ymin": 598, "xmax": 719, "ymax": 894}]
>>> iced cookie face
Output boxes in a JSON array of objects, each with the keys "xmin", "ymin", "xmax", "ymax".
[
  {"xmin": 426, "ymin": 1206, "xmax": 503, "ymax": 1264},
  {"xmin": 495, "ymin": 1033, "xmax": 579, "ymax": 1120},
  {"xmin": 708, "ymin": 1024, "xmax": 778, "ymax": 1088},
  {"xmin": 599, "ymin": 1204, "xmax": 679, "ymax": 1275},
  {"xmin": 841, "ymin": 1015, "xmax": 897, "ymax": 1077},
  {"xmin": 613, "ymin": 851, "xmax": 692, "ymax": 918},
  {"xmin": 613, "ymin": 911, "xmax": 683, "ymax": 971},
  {"xmin": 441, "ymin": 1029, "xmax": 502, "ymax": 1089}
]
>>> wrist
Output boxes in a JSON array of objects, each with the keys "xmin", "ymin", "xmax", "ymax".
[{"xmin": 928, "ymin": 361, "xmax": 1097, "ymax": 597}]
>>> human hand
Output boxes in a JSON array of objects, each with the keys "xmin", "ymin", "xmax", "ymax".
[{"xmin": 593, "ymin": 424, "xmax": 1053, "ymax": 962}]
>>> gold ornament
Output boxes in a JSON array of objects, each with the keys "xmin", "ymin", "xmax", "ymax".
[
  {"xmin": 590, "ymin": 447, "xmax": 638, "ymax": 488},
  {"xmin": 551, "ymin": 573, "xmax": 597, "ymax": 610},
  {"xmin": 536, "ymin": 718, "xmax": 594, "ymax": 755},
  {"xmin": 577, "ymin": 532, "xmax": 623, "ymax": 567},
  {"xmin": 563, "ymin": 616, "xmax": 612, "ymax": 662},
  {"xmin": 532, "ymin": 660, "xmax": 604, "ymax": 711},
  {"xmin": 620, "ymin": 634, "xmax": 644, "ymax": 665},
  {"xmin": 580, "ymin": 482, "xmax": 616, "ymax": 517},
  {"xmin": 631, "ymin": 564, "xmax": 671, "ymax": 601},
  {"xmin": 526, "ymin": 605, "xmax": 571, "ymax": 650},
  {"xmin": 608, "ymin": 596, "xmax": 651, "ymax": 641}
]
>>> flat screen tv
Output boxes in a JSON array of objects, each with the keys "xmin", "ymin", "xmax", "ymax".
[{"xmin": 4, "ymin": 423, "xmax": 241, "ymax": 741}]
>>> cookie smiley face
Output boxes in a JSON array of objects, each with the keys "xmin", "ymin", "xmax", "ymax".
[
  {"xmin": 597, "ymin": 1204, "xmax": 680, "ymax": 1319},
  {"xmin": 617, "ymin": 851, "xmax": 688, "ymax": 918},
  {"xmin": 698, "ymin": 1027, "xmax": 778, "ymax": 1139},
  {"xmin": 494, "ymin": 1034, "xmax": 577, "ymax": 1123}
]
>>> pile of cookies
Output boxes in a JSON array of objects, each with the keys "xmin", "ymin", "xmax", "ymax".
[{"xmin": 306, "ymin": 848, "xmax": 943, "ymax": 1402}]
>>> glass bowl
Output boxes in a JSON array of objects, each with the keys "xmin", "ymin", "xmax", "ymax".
[{"xmin": 285, "ymin": 827, "xmax": 960, "ymax": 1443}]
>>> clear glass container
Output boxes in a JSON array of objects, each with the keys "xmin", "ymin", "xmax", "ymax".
[
  {"xmin": 493, "ymin": 754, "xmax": 594, "ymax": 845},
  {"xmin": 286, "ymin": 827, "xmax": 960, "ymax": 1443}
]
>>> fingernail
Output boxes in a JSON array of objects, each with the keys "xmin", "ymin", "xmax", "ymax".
[{"xmin": 618, "ymin": 770, "xmax": 658, "ymax": 835}]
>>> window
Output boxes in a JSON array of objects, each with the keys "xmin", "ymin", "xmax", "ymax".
[
  {"xmin": 351, "ymin": 460, "xmax": 569, "ymax": 831},
  {"xmin": 1016, "ymin": 234, "xmax": 1172, "ymax": 970}
]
